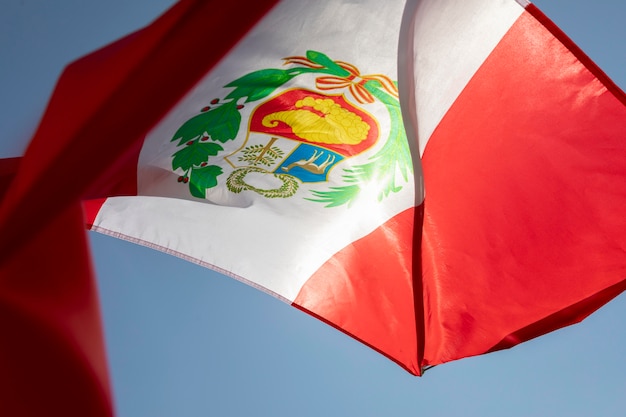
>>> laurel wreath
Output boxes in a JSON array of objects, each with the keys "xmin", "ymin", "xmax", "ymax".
[
  {"xmin": 170, "ymin": 50, "xmax": 412, "ymax": 206},
  {"xmin": 227, "ymin": 167, "xmax": 299, "ymax": 198}
]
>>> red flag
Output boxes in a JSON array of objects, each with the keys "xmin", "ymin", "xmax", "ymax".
[
  {"xmin": 0, "ymin": 202, "xmax": 112, "ymax": 416},
  {"xmin": 0, "ymin": 1, "xmax": 278, "ymax": 415}
]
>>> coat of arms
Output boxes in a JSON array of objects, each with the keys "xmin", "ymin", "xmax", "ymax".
[{"xmin": 169, "ymin": 50, "xmax": 412, "ymax": 207}]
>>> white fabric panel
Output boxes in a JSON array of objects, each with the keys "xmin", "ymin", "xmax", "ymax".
[{"xmin": 92, "ymin": 0, "xmax": 417, "ymax": 302}]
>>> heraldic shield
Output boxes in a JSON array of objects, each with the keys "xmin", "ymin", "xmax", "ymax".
[{"xmin": 224, "ymin": 89, "xmax": 379, "ymax": 198}]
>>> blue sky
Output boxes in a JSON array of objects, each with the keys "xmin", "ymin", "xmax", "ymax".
[{"xmin": 1, "ymin": 1, "xmax": 625, "ymax": 416}]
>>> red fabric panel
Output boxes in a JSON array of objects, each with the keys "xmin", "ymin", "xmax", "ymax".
[
  {"xmin": 489, "ymin": 278, "xmax": 626, "ymax": 352},
  {"xmin": 0, "ymin": 2, "xmax": 279, "ymax": 415},
  {"xmin": 0, "ymin": 0, "xmax": 279, "ymax": 263},
  {"xmin": 420, "ymin": 11, "xmax": 626, "ymax": 366},
  {"xmin": 0, "ymin": 157, "xmax": 20, "ymax": 201},
  {"xmin": 294, "ymin": 207, "xmax": 424, "ymax": 375},
  {"xmin": 83, "ymin": 198, "xmax": 108, "ymax": 230},
  {"xmin": 0, "ymin": 202, "xmax": 112, "ymax": 417}
]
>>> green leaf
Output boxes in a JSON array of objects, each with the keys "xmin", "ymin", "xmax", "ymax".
[
  {"xmin": 171, "ymin": 112, "xmax": 212, "ymax": 145},
  {"xmin": 204, "ymin": 102, "xmax": 241, "ymax": 143},
  {"xmin": 172, "ymin": 103, "xmax": 241, "ymax": 145},
  {"xmin": 172, "ymin": 142, "xmax": 223, "ymax": 171},
  {"xmin": 189, "ymin": 165, "xmax": 223, "ymax": 199},
  {"xmin": 305, "ymin": 50, "xmax": 350, "ymax": 76},
  {"xmin": 308, "ymin": 185, "xmax": 361, "ymax": 208},
  {"xmin": 224, "ymin": 69, "xmax": 297, "ymax": 102}
]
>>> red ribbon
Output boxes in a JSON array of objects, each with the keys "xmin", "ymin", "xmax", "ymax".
[{"xmin": 284, "ymin": 56, "xmax": 399, "ymax": 104}]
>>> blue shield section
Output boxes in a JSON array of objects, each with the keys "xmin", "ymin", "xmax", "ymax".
[{"xmin": 276, "ymin": 144, "xmax": 344, "ymax": 183}]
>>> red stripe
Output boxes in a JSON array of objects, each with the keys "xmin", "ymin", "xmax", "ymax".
[
  {"xmin": 0, "ymin": 2, "xmax": 279, "ymax": 415},
  {"xmin": 294, "ymin": 207, "xmax": 424, "ymax": 375},
  {"xmin": 0, "ymin": 157, "xmax": 20, "ymax": 201},
  {"xmin": 420, "ymin": 11, "xmax": 626, "ymax": 365},
  {"xmin": 488, "ymin": 278, "xmax": 626, "ymax": 352},
  {"xmin": 83, "ymin": 198, "xmax": 108, "ymax": 230},
  {"xmin": 0, "ymin": 202, "xmax": 112, "ymax": 416}
]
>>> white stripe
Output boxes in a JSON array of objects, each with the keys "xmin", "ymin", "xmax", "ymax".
[{"xmin": 93, "ymin": 0, "xmax": 416, "ymax": 302}]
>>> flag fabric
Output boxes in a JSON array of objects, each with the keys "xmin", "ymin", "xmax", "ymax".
[
  {"xmin": 1, "ymin": 0, "xmax": 625, "ymax": 415},
  {"xmin": 85, "ymin": 0, "xmax": 423, "ymax": 373},
  {"xmin": 0, "ymin": 202, "xmax": 113, "ymax": 416},
  {"xmin": 415, "ymin": 1, "xmax": 626, "ymax": 365}
]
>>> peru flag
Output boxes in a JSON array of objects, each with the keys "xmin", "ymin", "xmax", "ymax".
[
  {"xmin": 1, "ymin": 0, "xmax": 625, "ymax": 415},
  {"xmin": 84, "ymin": 0, "xmax": 625, "ymax": 374}
]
